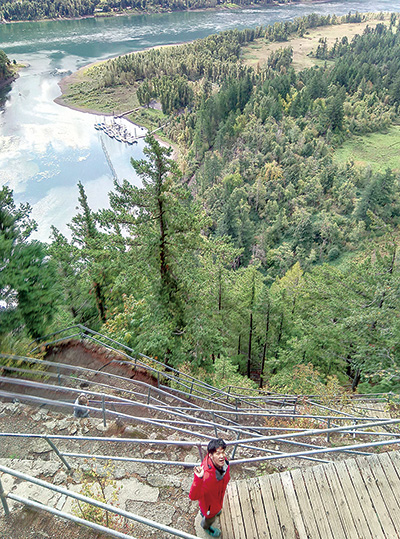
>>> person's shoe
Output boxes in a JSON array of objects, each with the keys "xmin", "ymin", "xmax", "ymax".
[{"xmin": 205, "ymin": 527, "xmax": 221, "ymax": 537}]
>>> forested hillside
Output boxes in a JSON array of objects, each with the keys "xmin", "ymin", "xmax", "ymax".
[
  {"xmin": 0, "ymin": 0, "xmax": 293, "ymax": 22},
  {"xmin": 2, "ymin": 12, "xmax": 400, "ymax": 397},
  {"xmin": 0, "ymin": 49, "xmax": 13, "ymax": 82}
]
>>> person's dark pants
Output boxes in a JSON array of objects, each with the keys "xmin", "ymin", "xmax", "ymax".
[
  {"xmin": 200, "ymin": 511, "xmax": 221, "ymax": 530},
  {"xmin": 201, "ymin": 515, "xmax": 216, "ymax": 530}
]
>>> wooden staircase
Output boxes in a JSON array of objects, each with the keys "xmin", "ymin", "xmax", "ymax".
[{"xmin": 220, "ymin": 450, "xmax": 400, "ymax": 538}]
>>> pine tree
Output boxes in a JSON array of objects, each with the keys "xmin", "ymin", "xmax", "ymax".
[
  {"xmin": 104, "ymin": 134, "xmax": 205, "ymax": 365},
  {"xmin": 0, "ymin": 187, "xmax": 59, "ymax": 341},
  {"xmin": 68, "ymin": 182, "xmax": 115, "ymax": 324}
]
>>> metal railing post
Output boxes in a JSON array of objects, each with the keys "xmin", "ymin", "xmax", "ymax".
[
  {"xmin": 235, "ymin": 398, "xmax": 238, "ymax": 422},
  {"xmin": 326, "ymin": 418, "xmax": 331, "ymax": 443},
  {"xmin": 44, "ymin": 437, "xmax": 72, "ymax": 472},
  {"xmin": 0, "ymin": 464, "xmax": 199, "ymax": 539},
  {"xmin": 211, "ymin": 412, "xmax": 218, "ymax": 438},
  {"xmin": 0, "ymin": 477, "xmax": 9, "ymax": 516},
  {"xmin": 231, "ymin": 432, "xmax": 241, "ymax": 460},
  {"xmin": 197, "ymin": 444, "xmax": 203, "ymax": 461},
  {"xmin": 102, "ymin": 395, "xmax": 107, "ymax": 427}
]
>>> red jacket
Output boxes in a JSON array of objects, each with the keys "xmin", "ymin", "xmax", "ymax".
[{"xmin": 189, "ymin": 453, "xmax": 230, "ymax": 518}]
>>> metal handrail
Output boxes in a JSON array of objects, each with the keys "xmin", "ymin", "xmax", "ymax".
[
  {"xmin": 2, "ymin": 414, "xmax": 399, "ymax": 470},
  {"xmin": 0, "ymin": 370, "xmax": 392, "ymax": 425},
  {"xmin": 1, "ymin": 359, "xmax": 397, "ymax": 442},
  {"xmin": 1, "ymin": 415, "xmax": 398, "ymax": 471},
  {"xmin": 0, "ymin": 389, "xmax": 217, "ymax": 442},
  {"xmin": 2, "ymin": 358, "xmax": 398, "ymax": 449},
  {"xmin": 26, "ymin": 325, "xmax": 270, "ymax": 409},
  {"xmin": 0, "ymin": 354, "xmax": 216, "ymax": 413},
  {"xmin": 0, "ymin": 353, "xmax": 242, "ymax": 414},
  {"xmin": 29, "ymin": 325, "xmax": 221, "ymax": 394},
  {"xmin": 2, "ymin": 370, "xmax": 395, "ymax": 452},
  {"xmin": 8, "ymin": 495, "xmax": 138, "ymax": 539},
  {"xmin": 0, "ymin": 378, "xmax": 273, "ymax": 442},
  {"xmin": 2, "ymin": 352, "xmax": 400, "ymax": 469},
  {"xmin": 7, "ymin": 353, "xmax": 391, "ymax": 443},
  {"xmin": 231, "ymin": 437, "xmax": 400, "ymax": 465},
  {"xmin": 0, "ymin": 352, "xmax": 255, "ymax": 413},
  {"xmin": 26, "ymin": 325, "xmax": 397, "ymax": 407},
  {"xmin": 0, "ymin": 464, "xmax": 198, "ymax": 539},
  {"xmin": 0, "ymin": 388, "xmax": 333, "ymax": 465}
]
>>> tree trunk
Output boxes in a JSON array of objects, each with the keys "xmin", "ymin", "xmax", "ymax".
[
  {"xmin": 371, "ymin": 244, "xmax": 396, "ymax": 330},
  {"xmin": 275, "ymin": 312, "xmax": 284, "ymax": 359},
  {"xmin": 218, "ymin": 267, "xmax": 222, "ymax": 359},
  {"xmin": 247, "ymin": 312, "xmax": 253, "ymax": 379},
  {"xmin": 352, "ymin": 367, "xmax": 361, "ymax": 392},
  {"xmin": 259, "ymin": 306, "xmax": 270, "ymax": 389},
  {"xmin": 93, "ymin": 281, "xmax": 106, "ymax": 323}
]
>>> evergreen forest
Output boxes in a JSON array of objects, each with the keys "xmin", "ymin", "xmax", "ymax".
[
  {"xmin": 0, "ymin": 0, "xmax": 293, "ymax": 22},
  {"xmin": 2, "ymin": 12, "xmax": 400, "ymax": 397}
]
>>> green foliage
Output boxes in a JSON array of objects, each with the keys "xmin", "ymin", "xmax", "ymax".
[
  {"xmin": 206, "ymin": 355, "xmax": 257, "ymax": 391},
  {"xmin": 267, "ymin": 363, "xmax": 346, "ymax": 400},
  {"xmin": 38, "ymin": 13, "xmax": 400, "ymax": 392},
  {"xmin": 0, "ymin": 49, "xmax": 12, "ymax": 81},
  {"xmin": 0, "ymin": 0, "xmax": 277, "ymax": 22},
  {"xmin": 49, "ymin": 226, "xmax": 99, "ymax": 326},
  {"xmin": 333, "ymin": 126, "xmax": 400, "ymax": 173},
  {"xmin": 100, "ymin": 134, "xmax": 207, "ymax": 365},
  {"xmin": 0, "ymin": 187, "xmax": 60, "ymax": 343},
  {"xmin": 280, "ymin": 225, "xmax": 400, "ymax": 389},
  {"xmin": 50, "ymin": 180, "xmax": 127, "ymax": 329},
  {"xmin": 138, "ymin": 74, "xmax": 194, "ymax": 114}
]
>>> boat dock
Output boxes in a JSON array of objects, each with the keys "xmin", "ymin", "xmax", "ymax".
[{"xmin": 94, "ymin": 118, "xmax": 144, "ymax": 144}]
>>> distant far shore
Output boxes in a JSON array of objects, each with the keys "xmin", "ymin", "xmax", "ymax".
[{"xmin": 0, "ymin": 0, "xmax": 334, "ymax": 25}]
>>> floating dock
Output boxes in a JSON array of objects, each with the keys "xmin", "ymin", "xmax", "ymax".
[{"xmin": 94, "ymin": 118, "xmax": 139, "ymax": 144}]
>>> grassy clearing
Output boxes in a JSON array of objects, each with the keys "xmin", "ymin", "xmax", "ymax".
[
  {"xmin": 57, "ymin": 56, "xmax": 171, "ymax": 140},
  {"xmin": 241, "ymin": 15, "xmax": 389, "ymax": 72},
  {"xmin": 57, "ymin": 64, "xmax": 140, "ymax": 115},
  {"xmin": 333, "ymin": 126, "xmax": 400, "ymax": 174}
]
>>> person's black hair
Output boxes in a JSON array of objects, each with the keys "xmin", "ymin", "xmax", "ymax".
[{"xmin": 207, "ymin": 438, "xmax": 226, "ymax": 454}]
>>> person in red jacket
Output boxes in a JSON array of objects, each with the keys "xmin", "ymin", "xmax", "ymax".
[{"xmin": 189, "ymin": 438, "xmax": 230, "ymax": 538}]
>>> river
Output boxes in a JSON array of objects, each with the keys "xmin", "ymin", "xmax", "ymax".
[{"xmin": 1, "ymin": 0, "xmax": 400, "ymax": 242}]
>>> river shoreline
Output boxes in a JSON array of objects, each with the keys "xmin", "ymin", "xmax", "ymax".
[
  {"xmin": 0, "ymin": 63, "xmax": 27, "ymax": 90},
  {"xmin": 54, "ymin": 40, "xmax": 182, "ymax": 117},
  {"xmin": 0, "ymin": 73, "xmax": 17, "ymax": 89}
]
